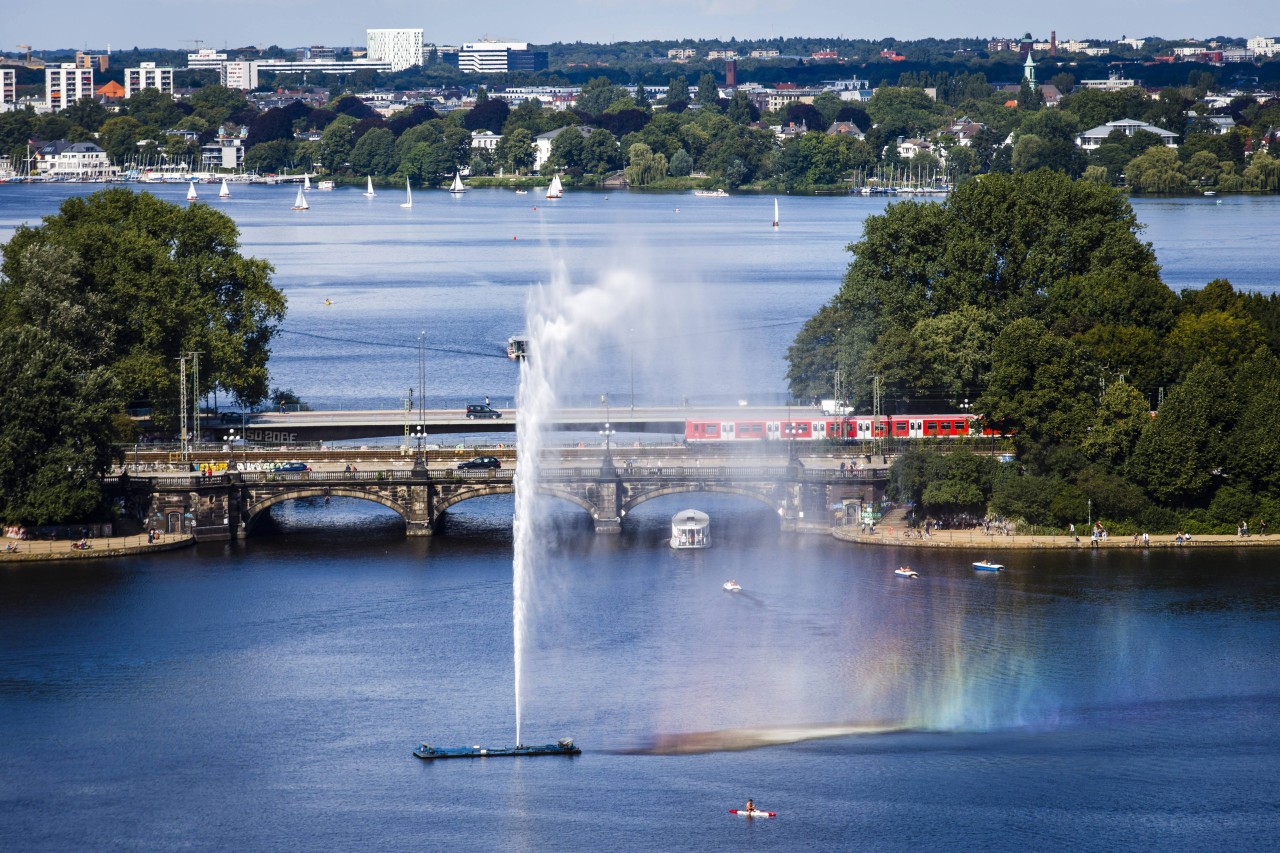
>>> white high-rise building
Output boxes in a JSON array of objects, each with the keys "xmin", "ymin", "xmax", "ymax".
[
  {"xmin": 45, "ymin": 63, "xmax": 94, "ymax": 111},
  {"xmin": 124, "ymin": 62, "xmax": 174, "ymax": 98},
  {"xmin": 366, "ymin": 28, "xmax": 424, "ymax": 72},
  {"xmin": 220, "ymin": 61, "xmax": 258, "ymax": 91}
]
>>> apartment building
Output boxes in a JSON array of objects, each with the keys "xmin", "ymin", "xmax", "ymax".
[
  {"xmin": 124, "ymin": 63, "xmax": 174, "ymax": 98},
  {"xmin": 45, "ymin": 63, "xmax": 94, "ymax": 111},
  {"xmin": 667, "ymin": 48, "xmax": 697, "ymax": 61},
  {"xmin": 366, "ymin": 28, "xmax": 424, "ymax": 72},
  {"xmin": 220, "ymin": 61, "xmax": 258, "ymax": 90},
  {"xmin": 1, "ymin": 69, "xmax": 15, "ymax": 109}
]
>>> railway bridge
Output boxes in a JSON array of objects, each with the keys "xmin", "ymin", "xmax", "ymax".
[{"xmin": 107, "ymin": 459, "xmax": 888, "ymax": 540}]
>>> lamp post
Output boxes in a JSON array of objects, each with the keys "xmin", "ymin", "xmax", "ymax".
[
  {"xmin": 412, "ymin": 425, "xmax": 427, "ymax": 471},
  {"xmin": 226, "ymin": 429, "xmax": 239, "ymax": 472},
  {"xmin": 600, "ymin": 396, "xmax": 615, "ymax": 473}
]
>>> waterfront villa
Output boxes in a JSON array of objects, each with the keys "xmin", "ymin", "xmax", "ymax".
[{"xmin": 1077, "ymin": 119, "xmax": 1180, "ymax": 151}]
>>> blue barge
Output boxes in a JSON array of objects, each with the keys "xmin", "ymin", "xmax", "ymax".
[{"xmin": 413, "ymin": 738, "xmax": 580, "ymax": 760}]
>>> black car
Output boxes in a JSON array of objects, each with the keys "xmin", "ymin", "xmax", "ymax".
[
  {"xmin": 465, "ymin": 404, "xmax": 502, "ymax": 419},
  {"xmin": 457, "ymin": 456, "xmax": 502, "ymax": 470}
]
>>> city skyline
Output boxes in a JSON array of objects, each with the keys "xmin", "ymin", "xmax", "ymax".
[{"xmin": 5, "ymin": 0, "xmax": 1276, "ymax": 53}]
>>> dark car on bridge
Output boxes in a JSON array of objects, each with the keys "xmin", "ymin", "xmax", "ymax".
[
  {"xmin": 275, "ymin": 462, "xmax": 311, "ymax": 472},
  {"xmin": 465, "ymin": 404, "xmax": 502, "ymax": 419},
  {"xmin": 457, "ymin": 456, "xmax": 502, "ymax": 470}
]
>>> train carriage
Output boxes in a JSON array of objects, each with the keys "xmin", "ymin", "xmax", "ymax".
[{"xmin": 684, "ymin": 413, "xmax": 988, "ymax": 442}]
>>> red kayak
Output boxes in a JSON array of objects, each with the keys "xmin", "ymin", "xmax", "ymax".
[{"xmin": 729, "ymin": 809, "xmax": 777, "ymax": 817}]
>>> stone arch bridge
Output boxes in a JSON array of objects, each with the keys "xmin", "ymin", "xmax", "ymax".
[{"xmin": 108, "ymin": 462, "xmax": 887, "ymax": 540}]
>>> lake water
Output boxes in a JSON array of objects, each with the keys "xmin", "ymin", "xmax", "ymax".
[
  {"xmin": 2, "ymin": 184, "xmax": 1280, "ymax": 851},
  {"xmin": 1, "ymin": 184, "xmax": 1276, "ymax": 410}
]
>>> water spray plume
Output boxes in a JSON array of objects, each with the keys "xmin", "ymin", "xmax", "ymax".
[{"xmin": 513, "ymin": 263, "xmax": 647, "ymax": 747}]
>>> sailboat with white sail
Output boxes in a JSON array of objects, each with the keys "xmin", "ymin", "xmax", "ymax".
[
  {"xmin": 772, "ymin": 198, "xmax": 779, "ymax": 228},
  {"xmin": 304, "ymin": 174, "xmax": 312, "ymax": 192},
  {"xmin": 545, "ymin": 174, "xmax": 563, "ymax": 199},
  {"xmin": 292, "ymin": 185, "xmax": 309, "ymax": 211},
  {"xmin": 186, "ymin": 181, "xmax": 199, "ymax": 201},
  {"xmin": 364, "ymin": 176, "xmax": 376, "ymax": 197},
  {"xmin": 218, "ymin": 179, "xmax": 230, "ymax": 199},
  {"xmin": 449, "ymin": 171, "xmax": 466, "ymax": 194},
  {"xmin": 400, "ymin": 177, "xmax": 413, "ymax": 208}
]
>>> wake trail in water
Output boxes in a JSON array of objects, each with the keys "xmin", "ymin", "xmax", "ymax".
[{"xmin": 616, "ymin": 721, "xmax": 917, "ymax": 755}]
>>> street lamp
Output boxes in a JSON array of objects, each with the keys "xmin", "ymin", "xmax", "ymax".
[
  {"xmin": 226, "ymin": 429, "xmax": 239, "ymax": 472},
  {"xmin": 412, "ymin": 425, "xmax": 427, "ymax": 471},
  {"xmin": 599, "ymin": 396, "xmax": 615, "ymax": 472}
]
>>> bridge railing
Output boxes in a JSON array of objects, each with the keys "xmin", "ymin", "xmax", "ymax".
[{"xmin": 103, "ymin": 464, "xmax": 887, "ymax": 492}]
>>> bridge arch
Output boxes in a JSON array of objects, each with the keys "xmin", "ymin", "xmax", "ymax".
[
  {"xmin": 243, "ymin": 487, "xmax": 411, "ymax": 534},
  {"xmin": 620, "ymin": 484, "xmax": 785, "ymax": 517},
  {"xmin": 433, "ymin": 483, "xmax": 597, "ymax": 519}
]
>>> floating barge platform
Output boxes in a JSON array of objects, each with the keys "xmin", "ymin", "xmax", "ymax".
[{"xmin": 413, "ymin": 738, "xmax": 580, "ymax": 760}]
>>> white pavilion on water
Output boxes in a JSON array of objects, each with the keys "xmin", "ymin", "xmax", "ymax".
[{"xmin": 670, "ymin": 509, "xmax": 710, "ymax": 549}]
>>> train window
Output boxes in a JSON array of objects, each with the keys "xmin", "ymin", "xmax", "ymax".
[
  {"xmin": 706, "ymin": 424, "xmax": 718, "ymax": 435},
  {"xmin": 953, "ymin": 421, "xmax": 966, "ymax": 431},
  {"xmin": 925, "ymin": 421, "xmax": 937, "ymax": 433}
]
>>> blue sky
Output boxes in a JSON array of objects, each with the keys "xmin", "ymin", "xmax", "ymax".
[{"xmin": 6, "ymin": 1, "xmax": 1271, "ymax": 51}]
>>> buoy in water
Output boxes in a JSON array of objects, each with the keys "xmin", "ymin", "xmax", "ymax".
[{"xmin": 513, "ymin": 235, "xmax": 517, "ymax": 240}]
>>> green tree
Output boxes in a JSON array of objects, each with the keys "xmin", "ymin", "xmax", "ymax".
[
  {"xmin": 0, "ymin": 189, "xmax": 286, "ymax": 412},
  {"xmin": 624, "ymin": 142, "xmax": 667, "ymax": 186},
  {"xmin": 0, "ymin": 324, "xmax": 121, "ymax": 524},
  {"xmin": 1129, "ymin": 361, "xmax": 1233, "ymax": 505},
  {"xmin": 576, "ymin": 77, "xmax": 628, "ymax": 116},
  {"xmin": 496, "ymin": 127, "xmax": 535, "ymax": 174},
  {"xmin": 668, "ymin": 148, "xmax": 693, "ymax": 177},
  {"xmin": 1125, "ymin": 146, "xmax": 1188, "ymax": 192},
  {"xmin": 1080, "ymin": 382, "xmax": 1152, "ymax": 468},
  {"xmin": 666, "ymin": 75, "xmax": 690, "ymax": 105},
  {"xmin": 695, "ymin": 73, "xmax": 720, "ymax": 109},
  {"xmin": 581, "ymin": 128, "xmax": 621, "ymax": 174},
  {"xmin": 349, "ymin": 126, "xmax": 397, "ymax": 177},
  {"xmin": 318, "ymin": 114, "xmax": 358, "ymax": 173}
]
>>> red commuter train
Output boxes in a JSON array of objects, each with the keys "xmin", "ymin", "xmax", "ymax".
[{"xmin": 685, "ymin": 413, "xmax": 996, "ymax": 442}]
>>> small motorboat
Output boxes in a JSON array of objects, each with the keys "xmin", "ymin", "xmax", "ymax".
[
  {"xmin": 894, "ymin": 567, "xmax": 918, "ymax": 578},
  {"xmin": 729, "ymin": 809, "xmax": 777, "ymax": 818},
  {"xmin": 973, "ymin": 560, "xmax": 1005, "ymax": 572},
  {"xmin": 723, "ymin": 580, "xmax": 742, "ymax": 592}
]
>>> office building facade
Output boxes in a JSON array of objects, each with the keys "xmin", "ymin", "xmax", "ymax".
[{"xmin": 366, "ymin": 28, "xmax": 424, "ymax": 72}]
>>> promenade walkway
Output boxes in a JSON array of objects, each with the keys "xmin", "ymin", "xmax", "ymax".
[
  {"xmin": 834, "ymin": 526, "xmax": 1278, "ymax": 550},
  {"xmin": 0, "ymin": 532, "xmax": 194, "ymax": 563}
]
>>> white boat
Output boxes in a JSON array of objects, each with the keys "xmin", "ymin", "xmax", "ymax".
[
  {"xmin": 515, "ymin": 189, "xmax": 528, "ymax": 195},
  {"xmin": 304, "ymin": 174, "xmax": 312, "ymax": 191},
  {"xmin": 772, "ymin": 198, "xmax": 779, "ymax": 228},
  {"xmin": 973, "ymin": 560, "xmax": 1004, "ymax": 572},
  {"xmin": 894, "ymin": 567, "xmax": 919, "ymax": 578},
  {"xmin": 449, "ymin": 171, "xmax": 466, "ymax": 194},
  {"xmin": 317, "ymin": 180, "xmax": 335, "ymax": 191},
  {"xmin": 218, "ymin": 179, "xmax": 230, "ymax": 199},
  {"xmin": 671, "ymin": 509, "xmax": 710, "ymax": 549},
  {"xmin": 722, "ymin": 580, "xmax": 742, "ymax": 592},
  {"xmin": 400, "ymin": 178, "xmax": 413, "ymax": 208},
  {"xmin": 694, "ymin": 189, "xmax": 728, "ymax": 197},
  {"xmin": 546, "ymin": 174, "xmax": 563, "ymax": 199},
  {"xmin": 364, "ymin": 176, "xmax": 376, "ymax": 197},
  {"xmin": 291, "ymin": 185, "xmax": 309, "ymax": 211},
  {"xmin": 1203, "ymin": 191, "xmax": 1216, "ymax": 196},
  {"xmin": 186, "ymin": 181, "xmax": 198, "ymax": 201}
]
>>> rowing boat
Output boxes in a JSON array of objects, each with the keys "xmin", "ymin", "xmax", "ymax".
[{"xmin": 729, "ymin": 809, "xmax": 777, "ymax": 817}]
